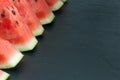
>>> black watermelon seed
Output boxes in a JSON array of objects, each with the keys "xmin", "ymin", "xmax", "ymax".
[
  {"xmin": 16, "ymin": 21, "xmax": 19, "ymax": 25},
  {"xmin": 12, "ymin": 10, "xmax": 16, "ymax": 15},
  {"xmin": 1, "ymin": 11, "xmax": 5, "ymax": 18}
]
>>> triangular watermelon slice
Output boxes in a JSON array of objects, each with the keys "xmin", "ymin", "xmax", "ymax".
[
  {"xmin": 0, "ymin": 38, "xmax": 24, "ymax": 69},
  {"xmin": 0, "ymin": 70, "xmax": 10, "ymax": 80},
  {"xmin": 12, "ymin": 0, "xmax": 44, "ymax": 36},
  {"xmin": 45, "ymin": 0, "xmax": 64, "ymax": 11},
  {"xmin": 0, "ymin": 0, "xmax": 38, "ymax": 52},
  {"xmin": 27, "ymin": 0, "xmax": 55, "ymax": 25}
]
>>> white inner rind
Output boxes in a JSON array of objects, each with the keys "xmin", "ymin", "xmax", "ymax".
[
  {"xmin": 0, "ymin": 71, "xmax": 10, "ymax": 80},
  {"xmin": 0, "ymin": 51, "xmax": 24, "ymax": 69},
  {"xmin": 51, "ymin": 0, "xmax": 64, "ymax": 11},
  {"xmin": 33, "ymin": 25, "xmax": 45, "ymax": 36},
  {"xmin": 40, "ymin": 13, "xmax": 55, "ymax": 25},
  {"xmin": 14, "ymin": 37, "xmax": 38, "ymax": 52}
]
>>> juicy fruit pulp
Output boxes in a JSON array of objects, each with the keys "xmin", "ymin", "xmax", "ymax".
[
  {"xmin": 0, "ymin": 70, "xmax": 10, "ymax": 80},
  {"xmin": 45, "ymin": 0, "xmax": 64, "ymax": 11},
  {"xmin": 0, "ymin": 0, "xmax": 38, "ymax": 51},
  {"xmin": 12, "ymin": 0, "xmax": 44, "ymax": 36},
  {"xmin": 27, "ymin": 0, "xmax": 55, "ymax": 25},
  {"xmin": 0, "ymin": 38, "xmax": 24, "ymax": 69}
]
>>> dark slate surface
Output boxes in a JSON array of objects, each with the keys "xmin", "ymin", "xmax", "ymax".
[{"xmin": 5, "ymin": 0, "xmax": 120, "ymax": 80}]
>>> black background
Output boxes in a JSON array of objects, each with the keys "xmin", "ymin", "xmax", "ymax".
[{"xmin": 4, "ymin": 0, "xmax": 120, "ymax": 80}]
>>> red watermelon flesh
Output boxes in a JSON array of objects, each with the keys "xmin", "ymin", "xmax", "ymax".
[
  {"xmin": 0, "ymin": 70, "xmax": 10, "ymax": 80},
  {"xmin": 12, "ymin": 0, "xmax": 44, "ymax": 36},
  {"xmin": 0, "ymin": 0, "xmax": 38, "ymax": 52},
  {"xmin": 45, "ymin": 0, "xmax": 64, "ymax": 11},
  {"xmin": 0, "ymin": 38, "xmax": 24, "ymax": 69},
  {"xmin": 27, "ymin": 0, "xmax": 55, "ymax": 25}
]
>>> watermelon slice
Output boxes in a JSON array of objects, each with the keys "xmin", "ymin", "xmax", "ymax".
[
  {"xmin": 12, "ymin": 0, "xmax": 44, "ymax": 36},
  {"xmin": 0, "ymin": 0, "xmax": 38, "ymax": 52},
  {"xmin": 45, "ymin": 0, "xmax": 64, "ymax": 11},
  {"xmin": 0, "ymin": 70, "xmax": 10, "ymax": 80},
  {"xmin": 0, "ymin": 38, "xmax": 24, "ymax": 69},
  {"xmin": 27, "ymin": 0, "xmax": 55, "ymax": 25}
]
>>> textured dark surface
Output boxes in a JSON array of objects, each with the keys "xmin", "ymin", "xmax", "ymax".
[{"xmin": 5, "ymin": 0, "xmax": 120, "ymax": 80}]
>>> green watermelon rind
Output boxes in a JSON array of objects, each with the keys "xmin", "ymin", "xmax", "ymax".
[
  {"xmin": 14, "ymin": 37, "xmax": 38, "ymax": 52},
  {"xmin": 0, "ymin": 51, "xmax": 24, "ymax": 69},
  {"xmin": 62, "ymin": 0, "xmax": 67, "ymax": 3},
  {"xmin": 33, "ymin": 26, "xmax": 45, "ymax": 36},
  {"xmin": 51, "ymin": 0, "xmax": 64, "ymax": 11},
  {"xmin": 40, "ymin": 13, "xmax": 55, "ymax": 25},
  {"xmin": 0, "ymin": 71, "xmax": 10, "ymax": 80}
]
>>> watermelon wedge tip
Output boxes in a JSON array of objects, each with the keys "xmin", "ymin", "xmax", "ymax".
[
  {"xmin": 0, "ymin": 38, "xmax": 24, "ymax": 69},
  {"xmin": 48, "ymin": 0, "xmax": 64, "ymax": 11},
  {"xmin": 52, "ymin": 0, "xmax": 64, "ymax": 11},
  {"xmin": 40, "ymin": 12, "xmax": 55, "ymax": 25},
  {"xmin": 27, "ymin": 0, "xmax": 55, "ymax": 25},
  {"xmin": 33, "ymin": 24, "xmax": 45, "ymax": 36},
  {"xmin": 45, "ymin": 0, "xmax": 64, "ymax": 11},
  {"xmin": 14, "ymin": 37, "xmax": 38, "ymax": 52},
  {"xmin": 0, "ymin": 51, "xmax": 24, "ymax": 69},
  {"xmin": 0, "ymin": 70, "xmax": 10, "ymax": 80}
]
